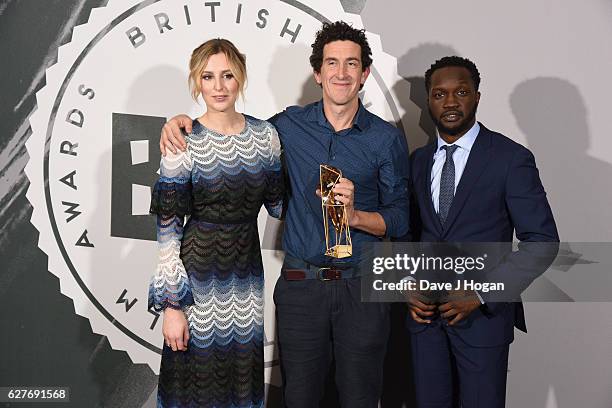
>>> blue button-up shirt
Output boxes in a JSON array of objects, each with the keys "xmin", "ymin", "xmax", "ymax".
[{"xmin": 270, "ymin": 99, "xmax": 410, "ymax": 266}]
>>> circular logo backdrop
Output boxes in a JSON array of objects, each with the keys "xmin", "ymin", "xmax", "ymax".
[{"xmin": 26, "ymin": 0, "xmax": 412, "ymax": 383}]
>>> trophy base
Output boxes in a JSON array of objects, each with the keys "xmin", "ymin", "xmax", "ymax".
[{"xmin": 326, "ymin": 245, "xmax": 352, "ymax": 258}]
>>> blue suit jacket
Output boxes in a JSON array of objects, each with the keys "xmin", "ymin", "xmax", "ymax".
[{"xmin": 406, "ymin": 123, "xmax": 559, "ymax": 347}]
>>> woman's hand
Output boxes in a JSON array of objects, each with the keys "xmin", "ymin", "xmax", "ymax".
[{"xmin": 162, "ymin": 308, "xmax": 190, "ymax": 351}]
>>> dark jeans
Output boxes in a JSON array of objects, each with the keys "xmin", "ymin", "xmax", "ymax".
[{"xmin": 274, "ymin": 276, "xmax": 390, "ymax": 408}]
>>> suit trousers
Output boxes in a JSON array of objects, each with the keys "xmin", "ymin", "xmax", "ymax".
[
  {"xmin": 274, "ymin": 276, "xmax": 390, "ymax": 408},
  {"xmin": 410, "ymin": 316, "xmax": 510, "ymax": 408}
]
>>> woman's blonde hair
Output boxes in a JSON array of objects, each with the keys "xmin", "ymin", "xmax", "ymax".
[{"xmin": 188, "ymin": 38, "xmax": 247, "ymax": 101}]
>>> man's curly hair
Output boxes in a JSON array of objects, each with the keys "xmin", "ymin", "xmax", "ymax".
[{"xmin": 309, "ymin": 21, "xmax": 373, "ymax": 73}]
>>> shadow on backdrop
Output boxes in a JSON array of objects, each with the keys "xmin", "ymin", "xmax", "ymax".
[
  {"xmin": 267, "ymin": 44, "xmax": 321, "ymax": 112},
  {"xmin": 508, "ymin": 78, "xmax": 612, "ymax": 407},
  {"xmin": 393, "ymin": 43, "xmax": 459, "ymax": 152},
  {"xmin": 510, "ymin": 77, "xmax": 612, "ymax": 241}
]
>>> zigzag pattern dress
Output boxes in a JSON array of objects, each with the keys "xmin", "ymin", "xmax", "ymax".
[{"xmin": 148, "ymin": 116, "xmax": 283, "ymax": 408}]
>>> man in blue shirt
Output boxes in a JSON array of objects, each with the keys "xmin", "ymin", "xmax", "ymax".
[{"xmin": 160, "ymin": 22, "xmax": 410, "ymax": 407}]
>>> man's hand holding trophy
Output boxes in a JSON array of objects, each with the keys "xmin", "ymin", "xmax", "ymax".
[{"xmin": 319, "ymin": 164, "xmax": 353, "ymax": 258}]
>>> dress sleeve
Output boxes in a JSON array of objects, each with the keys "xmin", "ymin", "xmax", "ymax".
[
  {"xmin": 148, "ymin": 147, "xmax": 195, "ymax": 312},
  {"xmin": 263, "ymin": 124, "xmax": 285, "ymax": 219}
]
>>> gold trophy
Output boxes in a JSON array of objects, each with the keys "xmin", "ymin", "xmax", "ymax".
[{"xmin": 320, "ymin": 164, "xmax": 352, "ymax": 258}]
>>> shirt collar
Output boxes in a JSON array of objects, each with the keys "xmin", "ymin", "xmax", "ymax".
[
  {"xmin": 436, "ymin": 121, "xmax": 480, "ymax": 153},
  {"xmin": 308, "ymin": 99, "xmax": 370, "ymax": 132}
]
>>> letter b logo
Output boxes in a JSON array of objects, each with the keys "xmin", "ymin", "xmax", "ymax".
[{"xmin": 111, "ymin": 113, "xmax": 164, "ymax": 241}]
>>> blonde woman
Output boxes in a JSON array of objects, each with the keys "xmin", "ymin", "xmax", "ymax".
[{"xmin": 148, "ymin": 38, "xmax": 283, "ymax": 408}]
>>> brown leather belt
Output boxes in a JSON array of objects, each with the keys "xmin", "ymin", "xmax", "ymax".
[
  {"xmin": 282, "ymin": 268, "xmax": 348, "ymax": 281},
  {"xmin": 281, "ymin": 255, "xmax": 358, "ymax": 281}
]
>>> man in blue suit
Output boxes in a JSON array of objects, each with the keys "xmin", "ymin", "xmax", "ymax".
[{"xmin": 406, "ymin": 56, "xmax": 559, "ymax": 407}]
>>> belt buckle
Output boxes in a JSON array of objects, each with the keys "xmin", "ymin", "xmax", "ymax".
[
  {"xmin": 316, "ymin": 267, "xmax": 342, "ymax": 281},
  {"xmin": 316, "ymin": 267, "xmax": 332, "ymax": 281}
]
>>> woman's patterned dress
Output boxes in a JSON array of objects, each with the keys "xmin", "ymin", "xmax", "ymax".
[{"xmin": 148, "ymin": 116, "xmax": 283, "ymax": 408}]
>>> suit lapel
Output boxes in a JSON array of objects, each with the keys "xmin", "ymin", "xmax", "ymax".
[
  {"xmin": 442, "ymin": 125, "xmax": 493, "ymax": 237},
  {"xmin": 422, "ymin": 143, "xmax": 443, "ymax": 236}
]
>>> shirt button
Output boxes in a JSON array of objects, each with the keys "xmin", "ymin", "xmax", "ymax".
[{"xmin": 331, "ymin": 155, "xmax": 336, "ymax": 160}]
